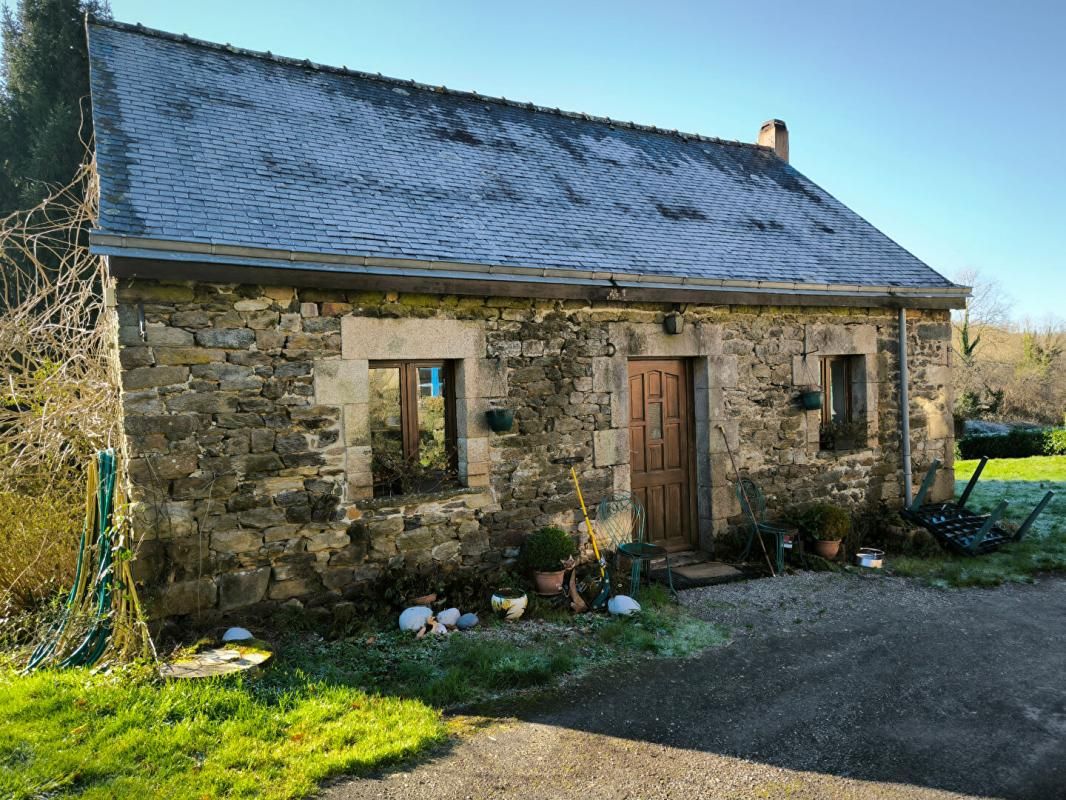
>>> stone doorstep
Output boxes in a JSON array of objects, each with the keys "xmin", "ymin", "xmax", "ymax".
[
  {"xmin": 644, "ymin": 550, "xmax": 745, "ymax": 589},
  {"xmin": 651, "ymin": 550, "xmax": 708, "ymax": 569}
]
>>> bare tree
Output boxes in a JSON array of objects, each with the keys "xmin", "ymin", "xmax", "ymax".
[
  {"xmin": 0, "ymin": 160, "xmax": 152, "ymax": 665},
  {"xmin": 951, "ymin": 269, "xmax": 1013, "ymax": 422},
  {"xmin": 953, "ymin": 268, "xmax": 1011, "ymax": 367}
]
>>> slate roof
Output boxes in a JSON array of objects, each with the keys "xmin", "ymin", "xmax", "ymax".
[{"xmin": 86, "ymin": 19, "xmax": 961, "ymax": 295}]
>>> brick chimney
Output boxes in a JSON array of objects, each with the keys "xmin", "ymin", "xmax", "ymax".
[{"xmin": 758, "ymin": 119, "xmax": 789, "ymax": 162}]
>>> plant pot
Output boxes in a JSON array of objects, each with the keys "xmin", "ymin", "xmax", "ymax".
[
  {"xmin": 800, "ymin": 390, "xmax": 823, "ymax": 411},
  {"xmin": 490, "ymin": 588, "xmax": 528, "ymax": 621},
  {"xmin": 409, "ymin": 592, "xmax": 437, "ymax": 606},
  {"xmin": 812, "ymin": 539, "xmax": 842, "ymax": 559},
  {"xmin": 663, "ymin": 311, "xmax": 685, "ymax": 335},
  {"xmin": 485, "ymin": 408, "xmax": 514, "ymax": 433},
  {"xmin": 533, "ymin": 570, "xmax": 565, "ymax": 596}
]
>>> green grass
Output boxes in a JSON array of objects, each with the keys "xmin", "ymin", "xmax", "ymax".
[
  {"xmin": 0, "ymin": 589, "xmax": 727, "ymax": 799},
  {"xmin": 954, "ymin": 454, "xmax": 1066, "ymax": 483},
  {"xmin": 0, "ymin": 662, "xmax": 444, "ymax": 800},
  {"xmin": 891, "ymin": 456, "xmax": 1066, "ymax": 587}
]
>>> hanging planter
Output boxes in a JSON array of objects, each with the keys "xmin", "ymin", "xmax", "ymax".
[
  {"xmin": 799, "ymin": 389, "xmax": 823, "ymax": 411},
  {"xmin": 485, "ymin": 408, "xmax": 514, "ymax": 432},
  {"xmin": 663, "ymin": 311, "xmax": 685, "ymax": 335}
]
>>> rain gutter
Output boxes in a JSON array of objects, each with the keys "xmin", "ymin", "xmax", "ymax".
[{"xmin": 90, "ymin": 232, "xmax": 970, "ymax": 308}]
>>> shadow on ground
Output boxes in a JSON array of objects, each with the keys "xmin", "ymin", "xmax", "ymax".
[{"xmin": 324, "ymin": 574, "xmax": 1066, "ymax": 800}]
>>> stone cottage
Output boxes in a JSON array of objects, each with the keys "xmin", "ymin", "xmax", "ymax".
[{"xmin": 86, "ymin": 19, "xmax": 968, "ymax": 616}]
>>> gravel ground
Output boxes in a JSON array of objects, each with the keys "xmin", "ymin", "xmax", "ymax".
[
  {"xmin": 323, "ymin": 572, "xmax": 1066, "ymax": 800},
  {"xmin": 681, "ymin": 570, "xmax": 951, "ymax": 634}
]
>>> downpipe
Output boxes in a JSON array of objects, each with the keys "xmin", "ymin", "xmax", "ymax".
[{"xmin": 898, "ymin": 307, "xmax": 913, "ymax": 505}]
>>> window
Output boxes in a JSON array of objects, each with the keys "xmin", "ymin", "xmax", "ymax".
[
  {"xmin": 820, "ymin": 356, "xmax": 866, "ymax": 450},
  {"xmin": 368, "ymin": 361, "xmax": 457, "ymax": 496}
]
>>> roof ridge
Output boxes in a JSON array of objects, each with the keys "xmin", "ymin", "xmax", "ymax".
[{"xmin": 87, "ymin": 15, "xmax": 768, "ymax": 152}]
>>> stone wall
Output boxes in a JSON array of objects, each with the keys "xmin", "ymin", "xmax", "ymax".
[{"xmin": 113, "ymin": 279, "xmax": 954, "ymax": 618}]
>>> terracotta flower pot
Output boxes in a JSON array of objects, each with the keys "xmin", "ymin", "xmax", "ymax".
[
  {"xmin": 533, "ymin": 570, "xmax": 565, "ymax": 596},
  {"xmin": 812, "ymin": 539, "xmax": 842, "ymax": 559},
  {"xmin": 409, "ymin": 592, "xmax": 437, "ymax": 606}
]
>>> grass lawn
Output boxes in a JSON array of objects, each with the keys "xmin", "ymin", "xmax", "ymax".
[
  {"xmin": 891, "ymin": 456, "xmax": 1066, "ymax": 587},
  {"xmin": 0, "ymin": 589, "xmax": 727, "ymax": 799}
]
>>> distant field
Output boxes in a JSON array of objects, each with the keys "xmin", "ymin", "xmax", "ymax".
[{"xmin": 954, "ymin": 455, "xmax": 1066, "ymax": 483}]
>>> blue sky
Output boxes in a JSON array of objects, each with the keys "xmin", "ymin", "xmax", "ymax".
[{"xmin": 105, "ymin": 0, "xmax": 1064, "ymax": 321}]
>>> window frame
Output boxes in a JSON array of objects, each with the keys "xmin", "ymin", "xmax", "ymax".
[
  {"xmin": 368, "ymin": 359, "xmax": 458, "ymax": 491},
  {"xmin": 818, "ymin": 354, "xmax": 872, "ymax": 452},
  {"xmin": 820, "ymin": 355, "xmax": 855, "ymax": 427}
]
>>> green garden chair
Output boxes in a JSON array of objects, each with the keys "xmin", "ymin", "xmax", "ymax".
[
  {"xmin": 596, "ymin": 492, "xmax": 646, "ymax": 551},
  {"xmin": 736, "ymin": 478, "xmax": 788, "ymax": 575},
  {"xmin": 597, "ymin": 493, "xmax": 676, "ymax": 599}
]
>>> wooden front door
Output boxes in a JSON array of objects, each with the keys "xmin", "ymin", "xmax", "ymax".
[{"xmin": 628, "ymin": 359, "xmax": 694, "ymax": 550}]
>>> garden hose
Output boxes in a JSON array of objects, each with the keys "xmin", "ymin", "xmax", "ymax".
[{"xmin": 24, "ymin": 448, "xmax": 142, "ymax": 672}]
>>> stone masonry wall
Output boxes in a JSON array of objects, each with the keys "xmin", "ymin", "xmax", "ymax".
[{"xmin": 113, "ymin": 279, "xmax": 954, "ymax": 618}]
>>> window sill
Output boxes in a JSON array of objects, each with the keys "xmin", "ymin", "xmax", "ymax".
[
  {"xmin": 816, "ymin": 445, "xmax": 876, "ymax": 457},
  {"xmin": 356, "ymin": 484, "xmax": 481, "ymax": 510}
]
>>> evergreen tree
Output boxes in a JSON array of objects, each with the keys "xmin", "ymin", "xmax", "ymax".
[{"xmin": 0, "ymin": 0, "xmax": 109, "ymax": 214}]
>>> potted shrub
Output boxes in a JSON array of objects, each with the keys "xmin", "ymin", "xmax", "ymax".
[
  {"xmin": 520, "ymin": 526, "xmax": 578, "ymax": 595},
  {"xmin": 797, "ymin": 502, "xmax": 850, "ymax": 559}
]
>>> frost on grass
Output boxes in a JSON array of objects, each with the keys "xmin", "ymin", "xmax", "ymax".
[
  {"xmin": 892, "ymin": 457, "xmax": 1066, "ymax": 588},
  {"xmin": 276, "ymin": 595, "xmax": 730, "ymax": 710}
]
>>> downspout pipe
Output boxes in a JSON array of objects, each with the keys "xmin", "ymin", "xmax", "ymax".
[{"xmin": 898, "ymin": 307, "xmax": 913, "ymax": 505}]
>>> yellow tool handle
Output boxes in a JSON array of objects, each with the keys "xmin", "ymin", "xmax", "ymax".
[{"xmin": 571, "ymin": 466, "xmax": 606, "ymax": 570}]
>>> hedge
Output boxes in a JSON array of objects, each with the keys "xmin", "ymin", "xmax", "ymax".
[{"xmin": 957, "ymin": 428, "xmax": 1066, "ymax": 460}]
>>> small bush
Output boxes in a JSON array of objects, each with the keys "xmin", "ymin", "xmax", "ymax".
[
  {"xmin": 519, "ymin": 526, "xmax": 577, "ymax": 572},
  {"xmin": 793, "ymin": 503, "xmax": 851, "ymax": 542},
  {"xmin": 0, "ymin": 485, "xmax": 81, "ymax": 607},
  {"xmin": 1047, "ymin": 429, "xmax": 1066, "ymax": 455},
  {"xmin": 957, "ymin": 428, "xmax": 1066, "ymax": 460}
]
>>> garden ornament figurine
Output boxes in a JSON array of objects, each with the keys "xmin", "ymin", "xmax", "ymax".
[{"xmin": 560, "ymin": 555, "xmax": 588, "ymax": 613}]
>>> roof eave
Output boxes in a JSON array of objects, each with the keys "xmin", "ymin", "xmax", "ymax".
[{"xmin": 91, "ymin": 232, "xmax": 970, "ymax": 309}]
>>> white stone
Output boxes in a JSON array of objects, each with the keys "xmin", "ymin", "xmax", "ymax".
[
  {"xmin": 608, "ymin": 595, "xmax": 641, "ymax": 616},
  {"xmin": 437, "ymin": 607, "xmax": 461, "ymax": 627},
  {"xmin": 398, "ymin": 606, "xmax": 433, "ymax": 632},
  {"xmin": 221, "ymin": 627, "xmax": 254, "ymax": 642}
]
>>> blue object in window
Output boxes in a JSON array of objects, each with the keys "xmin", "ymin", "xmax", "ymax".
[{"xmin": 419, "ymin": 367, "xmax": 442, "ymax": 397}]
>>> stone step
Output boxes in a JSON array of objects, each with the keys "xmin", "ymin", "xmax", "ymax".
[
  {"xmin": 648, "ymin": 549, "xmax": 705, "ymax": 569},
  {"xmin": 649, "ymin": 558, "xmax": 746, "ymax": 590}
]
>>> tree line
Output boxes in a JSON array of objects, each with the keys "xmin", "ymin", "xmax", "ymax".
[
  {"xmin": 0, "ymin": 0, "xmax": 106, "ymax": 216},
  {"xmin": 953, "ymin": 268, "xmax": 1065, "ymax": 430}
]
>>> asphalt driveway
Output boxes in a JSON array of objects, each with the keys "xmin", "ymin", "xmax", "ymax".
[{"xmin": 323, "ymin": 573, "xmax": 1066, "ymax": 800}]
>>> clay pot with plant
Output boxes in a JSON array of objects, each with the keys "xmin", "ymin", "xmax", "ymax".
[
  {"xmin": 520, "ymin": 526, "xmax": 579, "ymax": 595},
  {"xmin": 796, "ymin": 502, "xmax": 851, "ymax": 560}
]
